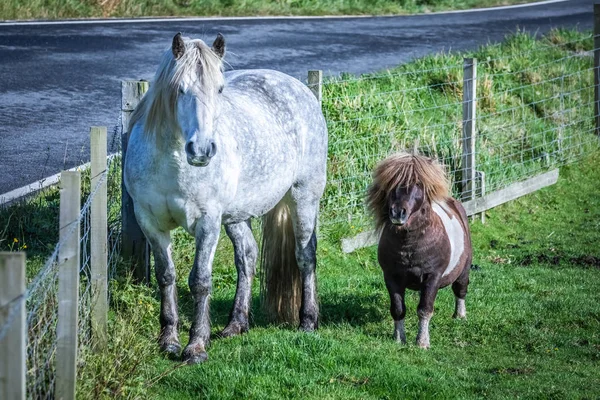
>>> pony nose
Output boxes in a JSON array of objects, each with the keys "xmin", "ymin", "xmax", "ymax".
[{"xmin": 390, "ymin": 206, "xmax": 408, "ymax": 225}]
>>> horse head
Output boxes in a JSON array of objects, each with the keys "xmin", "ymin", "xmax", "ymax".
[{"xmin": 171, "ymin": 32, "xmax": 226, "ymax": 167}]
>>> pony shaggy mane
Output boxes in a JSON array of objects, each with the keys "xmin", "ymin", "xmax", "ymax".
[
  {"xmin": 366, "ymin": 152, "xmax": 450, "ymax": 230},
  {"xmin": 128, "ymin": 36, "xmax": 224, "ymax": 139}
]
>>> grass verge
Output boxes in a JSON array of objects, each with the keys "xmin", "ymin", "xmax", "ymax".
[
  {"xmin": 2, "ymin": 0, "xmax": 538, "ymax": 22},
  {"xmin": 0, "ymin": 29, "xmax": 598, "ymax": 398}
]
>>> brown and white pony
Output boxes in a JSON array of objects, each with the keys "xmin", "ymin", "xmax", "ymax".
[{"xmin": 367, "ymin": 152, "xmax": 472, "ymax": 349}]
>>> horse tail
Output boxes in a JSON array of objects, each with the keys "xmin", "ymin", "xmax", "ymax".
[{"xmin": 260, "ymin": 200, "xmax": 302, "ymax": 325}]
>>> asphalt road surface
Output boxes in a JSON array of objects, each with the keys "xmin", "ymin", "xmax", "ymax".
[{"xmin": 0, "ymin": 0, "xmax": 594, "ymax": 195}]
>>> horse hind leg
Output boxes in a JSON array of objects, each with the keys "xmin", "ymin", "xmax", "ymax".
[
  {"xmin": 452, "ymin": 265, "xmax": 470, "ymax": 319},
  {"xmin": 221, "ymin": 220, "xmax": 257, "ymax": 337},
  {"xmin": 288, "ymin": 195, "xmax": 321, "ymax": 332}
]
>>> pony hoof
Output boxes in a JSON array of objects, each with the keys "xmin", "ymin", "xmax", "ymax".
[
  {"xmin": 417, "ymin": 342, "xmax": 430, "ymax": 349},
  {"xmin": 393, "ymin": 333, "xmax": 407, "ymax": 345},
  {"xmin": 452, "ymin": 312, "xmax": 467, "ymax": 319},
  {"xmin": 182, "ymin": 348, "xmax": 208, "ymax": 365},
  {"xmin": 220, "ymin": 321, "xmax": 249, "ymax": 338}
]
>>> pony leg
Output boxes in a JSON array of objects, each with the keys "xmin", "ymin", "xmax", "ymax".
[
  {"xmin": 384, "ymin": 274, "xmax": 406, "ymax": 344},
  {"xmin": 416, "ymin": 277, "xmax": 440, "ymax": 349},
  {"xmin": 452, "ymin": 265, "xmax": 470, "ymax": 319},
  {"xmin": 288, "ymin": 198, "xmax": 320, "ymax": 332},
  {"xmin": 182, "ymin": 214, "xmax": 221, "ymax": 364},
  {"xmin": 135, "ymin": 217, "xmax": 180, "ymax": 355},
  {"xmin": 222, "ymin": 220, "xmax": 257, "ymax": 337}
]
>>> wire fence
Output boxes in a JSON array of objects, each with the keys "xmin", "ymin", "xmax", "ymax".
[
  {"xmin": 0, "ymin": 123, "xmax": 123, "ymax": 399},
  {"xmin": 319, "ymin": 31, "xmax": 598, "ymax": 231}
]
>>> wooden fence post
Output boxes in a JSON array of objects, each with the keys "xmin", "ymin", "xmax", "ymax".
[
  {"xmin": 594, "ymin": 4, "xmax": 600, "ymax": 136},
  {"xmin": 56, "ymin": 171, "xmax": 80, "ymax": 400},
  {"xmin": 462, "ymin": 58, "xmax": 477, "ymax": 202},
  {"xmin": 308, "ymin": 70, "xmax": 323, "ymax": 104},
  {"xmin": 90, "ymin": 127, "xmax": 108, "ymax": 350},
  {"xmin": 121, "ymin": 81, "xmax": 150, "ymax": 284},
  {"xmin": 0, "ymin": 252, "xmax": 26, "ymax": 400}
]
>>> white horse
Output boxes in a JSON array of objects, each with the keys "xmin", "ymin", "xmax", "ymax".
[{"xmin": 124, "ymin": 33, "xmax": 328, "ymax": 364}]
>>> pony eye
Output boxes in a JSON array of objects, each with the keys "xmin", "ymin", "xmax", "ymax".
[
  {"xmin": 178, "ymin": 87, "xmax": 185, "ymax": 95},
  {"xmin": 218, "ymin": 85, "xmax": 224, "ymax": 94}
]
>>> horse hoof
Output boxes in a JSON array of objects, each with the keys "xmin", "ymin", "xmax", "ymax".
[
  {"xmin": 182, "ymin": 342, "xmax": 208, "ymax": 364},
  {"xmin": 220, "ymin": 321, "xmax": 249, "ymax": 338},
  {"xmin": 182, "ymin": 348, "xmax": 208, "ymax": 365},
  {"xmin": 417, "ymin": 342, "xmax": 430, "ymax": 349},
  {"xmin": 160, "ymin": 342, "xmax": 182, "ymax": 356},
  {"xmin": 299, "ymin": 320, "xmax": 318, "ymax": 332},
  {"xmin": 452, "ymin": 312, "xmax": 467, "ymax": 319}
]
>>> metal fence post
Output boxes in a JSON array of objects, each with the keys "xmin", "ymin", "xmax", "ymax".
[
  {"xmin": 462, "ymin": 58, "xmax": 477, "ymax": 202},
  {"xmin": 121, "ymin": 81, "xmax": 150, "ymax": 284},
  {"xmin": 90, "ymin": 127, "xmax": 108, "ymax": 350},
  {"xmin": 0, "ymin": 252, "xmax": 26, "ymax": 400},
  {"xmin": 56, "ymin": 171, "xmax": 81, "ymax": 400},
  {"xmin": 308, "ymin": 70, "xmax": 323, "ymax": 104}
]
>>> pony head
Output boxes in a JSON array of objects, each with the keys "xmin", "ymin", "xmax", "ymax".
[
  {"xmin": 131, "ymin": 33, "xmax": 226, "ymax": 167},
  {"xmin": 367, "ymin": 152, "xmax": 450, "ymax": 230}
]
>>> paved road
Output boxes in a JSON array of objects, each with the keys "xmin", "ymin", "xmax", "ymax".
[{"xmin": 0, "ymin": 0, "xmax": 594, "ymax": 194}]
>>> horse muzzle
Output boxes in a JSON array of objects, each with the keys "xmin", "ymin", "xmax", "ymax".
[
  {"xmin": 185, "ymin": 140, "xmax": 217, "ymax": 167},
  {"xmin": 187, "ymin": 155, "xmax": 211, "ymax": 167}
]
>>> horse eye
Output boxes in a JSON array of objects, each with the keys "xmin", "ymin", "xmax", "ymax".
[
  {"xmin": 178, "ymin": 88, "xmax": 185, "ymax": 95},
  {"xmin": 218, "ymin": 85, "xmax": 224, "ymax": 94}
]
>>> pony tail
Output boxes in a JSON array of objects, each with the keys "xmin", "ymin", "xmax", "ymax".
[{"xmin": 260, "ymin": 201, "xmax": 302, "ymax": 325}]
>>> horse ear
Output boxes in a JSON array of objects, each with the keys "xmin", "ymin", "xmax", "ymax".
[
  {"xmin": 212, "ymin": 33, "xmax": 226, "ymax": 59},
  {"xmin": 172, "ymin": 32, "xmax": 185, "ymax": 60}
]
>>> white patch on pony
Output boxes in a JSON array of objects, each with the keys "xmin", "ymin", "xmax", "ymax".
[
  {"xmin": 432, "ymin": 201, "xmax": 464, "ymax": 278},
  {"xmin": 393, "ymin": 319, "xmax": 407, "ymax": 344},
  {"xmin": 454, "ymin": 297, "xmax": 466, "ymax": 319}
]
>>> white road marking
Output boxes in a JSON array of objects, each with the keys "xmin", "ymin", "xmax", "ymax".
[{"xmin": 0, "ymin": 0, "xmax": 568, "ymax": 27}]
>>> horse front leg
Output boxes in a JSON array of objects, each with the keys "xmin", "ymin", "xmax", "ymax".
[
  {"xmin": 416, "ymin": 275, "xmax": 441, "ymax": 349},
  {"xmin": 135, "ymin": 216, "xmax": 180, "ymax": 356},
  {"xmin": 182, "ymin": 214, "xmax": 221, "ymax": 364},
  {"xmin": 222, "ymin": 220, "xmax": 257, "ymax": 337}
]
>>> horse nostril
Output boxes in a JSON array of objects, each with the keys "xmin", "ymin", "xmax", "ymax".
[
  {"xmin": 207, "ymin": 141, "xmax": 217, "ymax": 158},
  {"xmin": 185, "ymin": 141, "xmax": 196, "ymax": 156}
]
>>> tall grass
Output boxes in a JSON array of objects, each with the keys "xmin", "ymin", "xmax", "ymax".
[
  {"xmin": 321, "ymin": 29, "xmax": 596, "ymax": 235},
  {"xmin": 0, "ymin": 0, "xmax": 535, "ymax": 21}
]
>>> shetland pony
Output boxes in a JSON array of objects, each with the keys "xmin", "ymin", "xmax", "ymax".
[
  {"xmin": 124, "ymin": 33, "xmax": 328, "ymax": 363},
  {"xmin": 367, "ymin": 153, "xmax": 472, "ymax": 348}
]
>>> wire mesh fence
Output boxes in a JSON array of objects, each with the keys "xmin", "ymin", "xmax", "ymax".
[{"xmin": 319, "ymin": 30, "xmax": 598, "ymax": 232}]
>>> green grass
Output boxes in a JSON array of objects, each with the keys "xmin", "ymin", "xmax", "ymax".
[
  {"xmin": 78, "ymin": 150, "xmax": 600, "ymax": 399},
  {"xmin": 1, "ymin": 29, "xmax": 599, "ymax": 398},
  {"xmin": 1, "ymin": 0, "xmax": 538, "ymax": 21}
]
